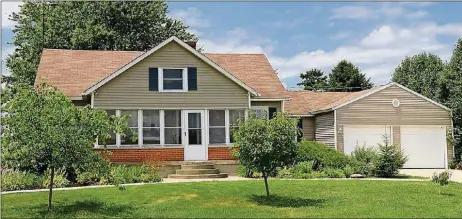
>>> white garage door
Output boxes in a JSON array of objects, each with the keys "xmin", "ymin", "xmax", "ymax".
[
  {"xmin": 401, "ymin": 126, "xmax": 446, "ymax": 169},
  {"xmin": 343, "ymin": 126, "xmax": 392, "ymax": 155}
]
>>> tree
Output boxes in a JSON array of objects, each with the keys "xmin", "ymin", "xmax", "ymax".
[
  {"xmin": 233, "ymin": 112, "xmax": 299, "ymax": 196},
  {"xmin": 1, "ymin": 83, "xmax": 135, "ymax": 210},
  {"xmin": 297, "ymin": 69, "xmax": 328, "ymax": 91},
  {"xmin": 392, "ymin": 52, "xmax": 445, "ymax": 100},
  {"xmin": 328, "ymin": 60, "xmax": 373, "ymax": 91},
  {"xmin": 439, "ymin": 38, "xmax": 462, "ymax": 162},
  {"xmin": 5, "ymin": 1, "xmax": 197, "ymax": 87}
]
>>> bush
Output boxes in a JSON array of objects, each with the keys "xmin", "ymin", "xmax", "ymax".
[
  {"xmin": 323, "ymin": 168, "xmax": 345, "ymax": 178},
  {"xmin": 76, "ymin": 171, "xmax": 101, "ymax": 185},
  {"xmin": 343, "ymin": 164, "xmax": 354, "ymax": 178},
  {"xmin": 432, "ymin": 171, "xmax": 451, "ymax": 186},
  {"xmin": 297, "ymin": 140, "xmax": 351, "ymax": 170},
  {"xmin": 374, "ymin": 143, "xmax": 407, "ymax": 177},
  {"xmin": 1, "ymin": 169, "xmax": 44, "ymax": 191},
  {"xmin": 292, "ymin": 161, "xmax": 314, "ymax": 174},
  {"xmin": 276, "ymin": 167, "xmax": 294, "ymax": 178},
  {"xmin": 351, "ymin": 146, "xmax": 378, "ymax": 176},
  {"xmin": 295, "ymin": 171, "xmax": 327, "ymax": 179},
  {"xmin": 110, "ymin": 165, "xmax": 161, "ymax": 184},
  {"xmin": 43, "ymin": 169, "xmax": 69, "ymax": 188},
  {"xmin": 237, "ymin": 165, "xmax": 262, "ymax": 178}
]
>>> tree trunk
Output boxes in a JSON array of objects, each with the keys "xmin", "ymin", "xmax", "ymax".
[
  {"xmin": 48, "ymin": 167, "xmax": 54, "ymax": 211},
  {"xmin": 263, "ymin": 173, "xmax": 270, "ymax": 197}
]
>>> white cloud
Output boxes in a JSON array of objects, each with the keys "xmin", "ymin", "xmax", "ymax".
[
  {"xmin": 2, "ymin": 1, "xmax": 22, "ymax": 29},
  {"xmin": 169, "ymin": 7, "xmax": 211, "ymax": 29},
  {"xmin": 330, "ymin": 6, "xmax": 374, "ymax": 20},
  {"xmin": 330, "ymin": 3, "xmax": 429, "ymax": 20}
]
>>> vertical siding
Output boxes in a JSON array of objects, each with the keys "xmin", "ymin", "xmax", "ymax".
[
  {"xmin": 251, "ymin": 101, "xmax": 282, "ymax": 112},
  {"xmin": 94, "ymin": 41, "xmax": 249, "ymax": 108},
  {"xmin": 337, "ymin": 125, "xmax": 344, "ymax": 152},
  {"xmin": 447, "ymin": 127, "xmax": 454, "ymax": 162},
  {"xmin": 315, "ymin": 112, "xmax": 335, "ymax": 148},
  {"xmin": 302, "ymin": 117, "xmax": 315, "ymax": 140},
  {"xmin": 393, "ymin": 126, "xmax": 401, "ymax": 150}
]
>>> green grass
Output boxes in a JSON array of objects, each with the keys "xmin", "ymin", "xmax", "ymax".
[{"xmin": 3, "ymin": 180, "xmax": 462, "ymax": 218}]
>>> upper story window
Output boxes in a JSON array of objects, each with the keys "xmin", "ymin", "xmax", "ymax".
[{"xmin": 159, "ymin": 68, "xmax": 187, "ymax": 92}]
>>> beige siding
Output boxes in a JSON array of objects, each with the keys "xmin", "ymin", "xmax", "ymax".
[
  {"xmin": 336, "ymin": 85, "xmax": 451, "ymax": 126},
  {"xmin": 251, "ymin": 101, "xmax": 282, "ymax": 112},
  {"xmin": 94, "ymin": 41, "xmax": 249, "ymax": 108},
  {"xmin": 302, "ymin": 117, "xmax": 315, "ymax": 140},
  {"xmin": 337, "ymin": 124, "xmax": 344, "ymax": 152},
  {"xmin": 393, "ymin": 126, "xmax": 401, "ymax": 150},
  {"xmin": 315, "ymin": 112, "xmax": 335, "ymax": 148}
]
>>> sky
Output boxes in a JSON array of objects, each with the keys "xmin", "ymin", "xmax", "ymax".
[{"xmin": 2, "ymin": 2, "xmax": 462, "ymax": 89}]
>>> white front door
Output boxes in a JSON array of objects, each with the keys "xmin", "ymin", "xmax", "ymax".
[{"xmin": 184, "ymin": 110, "xmax": 207, "ymax": 161}]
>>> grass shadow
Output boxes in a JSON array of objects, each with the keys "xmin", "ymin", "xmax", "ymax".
[
  {"xmin": 249, "ymin": 194, "xmax": 326, "ymax": 208},
  {"xmin": 36, "ymin": 200, "xmax": 135, "ymax": 217},
  {"xmin": 441, "ymin": 193, "xmax": 456, "ymax": 197}
]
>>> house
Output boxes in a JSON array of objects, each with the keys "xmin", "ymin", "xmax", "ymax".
[{"xmin": 36, "ymin": 36, "xmax": 453, "ymax": 174}]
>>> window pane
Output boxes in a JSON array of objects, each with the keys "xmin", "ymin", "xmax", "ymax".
[
  {"xmin": 229, "ymin": 127, "xmax": 239, "ymax": 143},
  {"xmin": 165, "ymin": 110, "xmax": 181, "ymax": 127},
  {"xmin": 188, "ymin": 113, "xmax": 201, "ymax": 128},
  {"xmin": 229, "ymin": 110, "xmax": 245, "ymax": 126},
  {"xmin": 99, "ymin": 110, "xmax": 117, "ymax": 145},
  {"xmin": 251, "ymin": 109, "xmax": 266, "ymax": 119},
  {"xmin": 188, "ymin": 129, "xmax": 202, "ymax": 145},
  {"xmin": 209, "ymin": 127, "xmax": 226, "ymax": 144},
  {"xmin": 121, "ymin": 110, "xmax": 138, "ymax": 127},
  {"xmin": 165, "ymin": 128, "xmax": 182, "ymax": 144},
  {"xmin": 209, "ymin": 110, "xmax": 225, "ymax": 126},
  {"xmin": 106, "ymin": 110, "xmax": 116, "ymax": 117},
  {"xmin": 143, "ymin": 110, "xmax": 160, "ymax": 127},
  {"xmin": 163, "ymin": 69, "xmax": 183, "ymax": 78},
  {"xmin": 143, "ymin": 128, "xmax": 160, "ymax": 144},
  {"xmin": 121, "ymin": 128, "xmax": 138, "ymax": 145},
  {"xmin": 163, "ymin": 79, "xmax": 183, "ymax": 90}
]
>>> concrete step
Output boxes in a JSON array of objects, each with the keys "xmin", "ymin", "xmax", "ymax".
[
  {"xmin": 181, "ymin": 164, "xmax": 215, "ymax": 170},
  {"xmin": 168, "ymin": 173, "xmax": 228, "ymax": 179},
  {"xmin": 176, "ymin": 169, "xmax": 220, "ymax": 175}
]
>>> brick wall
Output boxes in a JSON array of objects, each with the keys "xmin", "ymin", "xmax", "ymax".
[
  {"xmin": 208, "ymin": 147, "xmax": 236, "ymax": 160},
  {"xmin": 95, "ymin": 148, "xmax": 184, "ymax": 163}
]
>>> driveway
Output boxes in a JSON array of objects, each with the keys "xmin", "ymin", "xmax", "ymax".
[{"xmin": 400, "ymin": 169, "xmax": 462, "ymax": 183}]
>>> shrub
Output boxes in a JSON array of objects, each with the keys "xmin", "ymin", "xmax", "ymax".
[
  {"xmin": 295, "ymin": 171, "xmax": 327, "ymax": 179},
  {"xmin": 110, "ymin": 165, "xmax": 161, "ymax": 184},
  {"xmin": 323, "ymin": 168, "xmax": 345, "ymax": 178},
  {"xmin": 297, "ymin": 140, "xmax": 351, "ymax": 170},
  {"xmin": 237, "ymin": 165, "xmax": 263, "ymax": 178},
  {"xmin": 276, "ymin": 167, "xmax": 294, "ymax": 178},
  {"xmin": 292, "ymin": 161, "xmax": 314, "ymax": 174},
  {"xmin": 1, "ymin": 169, "xmax": 43, "ymax": 191},
  {"xmin": 432, "ymin": 171, "xmax": 452, "ymax": 194},
  {"xmin": 343, "ymin": 164, "xmax": 354, "ymax": 178},
  {"xmin": 351, "ymin": 146, "xmax": 378, "ymax": 176},
  {"xmin": 76, "ymin": 172, "xmax": 100, "ymax": 185},
  {"xmin": 374, "ymin": 143, "xmax": 407, "ymax": 177},
  {"xmin": 43, "ymin": 169, "xmax": 69, "ymax": 188}
]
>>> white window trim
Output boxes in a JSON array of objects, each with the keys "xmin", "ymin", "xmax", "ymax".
[
  {"xmin": 163, "ymin": 110, "xmax": 183, "ymax": 146},
  {"xmin": 158, "ymin": 67, "xmax": 188, "ymax": 92},
  {"xmin": 250, "ymin": 106, "xmax": 269, "ymax": 119},
  {"xmin": 208, "ymin": 110, "xmax": 227, "ymax": 145},
  {"xmin": 119, "ymin": 110, "xmax": 140, "ymax": 147},
  {"xmin": 141, "ymin": 110, "xmax": 162, "ymax": 146}
]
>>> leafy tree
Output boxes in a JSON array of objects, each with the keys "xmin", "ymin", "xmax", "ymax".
[
  {"xmin": 1, "ymin": 83, "xmax": 135, "ymax": 210},
  {"xmin": 233, "ymin": 112, "xmax": 299, "ymax": 196},
  {"xmin": 5, "ymin": 1, "xmax": 197, "ymax": 87},
  {"xmin": 392, "ymin": 52, "xmax": 445, "ymax": 100},
  {"xmin": 439, "ymin": 38, "xmax": 462, "ymax": 162},
  {"xmin": 297, "ymin": 69, "xmax": 328, "ymax": 91},
  {"xmin": 328, "ymin": 60, "xmax": 373, "ymax": 91}
]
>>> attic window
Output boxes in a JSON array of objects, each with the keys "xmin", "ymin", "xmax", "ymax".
[{"xmin": 159, "ymin": 68, "xmax": 187, "ymax": 92}]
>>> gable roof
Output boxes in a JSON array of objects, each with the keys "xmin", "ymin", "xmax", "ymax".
[
  {"xmin": 82, "ymin": 36, "xmax": 259, "ymax": 96},
  {"xmin": 285, "ymin": 82, "xmax": 450, "ymax": 115}
]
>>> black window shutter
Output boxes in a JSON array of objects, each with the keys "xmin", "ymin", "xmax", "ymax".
[
  {"xmin": 188, "ymin": 67, "xmax": 197, "ymax": 90},
  {"xmin": 297, "ymin": 118, "xmax": 303, "ymax": 142},
  {"xmin": 268, "ymin": 107, "xmax": 277, "ymax": 119},
  {"xmin": 149, "ymin": 68, "xmax": 158, "ymax": 91}
]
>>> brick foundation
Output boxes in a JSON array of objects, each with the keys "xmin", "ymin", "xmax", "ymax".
[
  {"xmin": 208, "ymin": 147, "xmax": 236, "ymax": 160},
  {"xmin": 95, "ymin": 147, "xmax": 237, "ymax": 163}
]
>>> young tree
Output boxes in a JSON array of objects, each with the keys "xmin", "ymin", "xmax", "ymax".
[
  {"xmin": 233, "ymin": 112, "xmax": 299, "ymax": 196},
  {"xmin": 1, "ymin": 83, "xmax": 134, "ymax": 210},
  {"xmin": 5, "ymin": 1, "xmax": 197, "ymax": 87},
  {"xmin": 297, "ymin": 69, "xmax": 328, "ymax": 91},
  {"xmin": 392, "ymin": 52, "xmax": 445, "ymax": 100},
  {"xmin": 328, "ymin": 60, "xmax": 373, "ymax": 92},
  {"xmin": 439, "ymin": 38, "xmax": 462, "ymax": 162}
]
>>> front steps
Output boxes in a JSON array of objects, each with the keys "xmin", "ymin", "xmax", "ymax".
[{"xmin": 168, "ymin": 163, "xmax": 228, "ymax": 179}]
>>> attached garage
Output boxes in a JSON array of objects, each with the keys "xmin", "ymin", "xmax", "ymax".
[
  {"xmin": 343, "ymin": 125, "xmax": 392, "ymax": 155},
  {"xmin": 400, "ymin": 126, "xmax": 447, "ymax": 169}
]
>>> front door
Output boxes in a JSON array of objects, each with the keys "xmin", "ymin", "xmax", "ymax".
[{"xmin": 184, "ymin": 110, "xmax": 207, "ymax": 160}]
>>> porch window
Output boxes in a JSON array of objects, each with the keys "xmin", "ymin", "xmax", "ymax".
[
  {"xmin": 97, "ymin": 110, "xmax": 117, "ymax": 146},
  {"xmin": 229, "ymin": 110, "xmax": 245, "ymax": 143},
  {"xmin": 164, "ymin": 110, "xmax": 182, "ymax": 145},
  {"xmin": 209, "ymin": 110, "xmax": 226, "ymax": 144},
  {"xmin": 250, "ymin": 106, "xmax": 268, "ymax": 119},
  {"xmin": 120, "ymin": 110, "xmax": 138, "ymax": 145},
  {"xmin": 143, "ymin": 110, "xmax": 160, "ymax": 145}
]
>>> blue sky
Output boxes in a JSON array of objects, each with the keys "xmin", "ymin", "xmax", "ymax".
[{"xmin": 2, "ymin": 2, "xmax": 462, "ymax": 89}]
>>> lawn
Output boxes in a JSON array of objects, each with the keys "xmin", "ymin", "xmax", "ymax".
[{"xmin": 3, "ymin": 180, "xmax": 462, "ymax": 218}]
